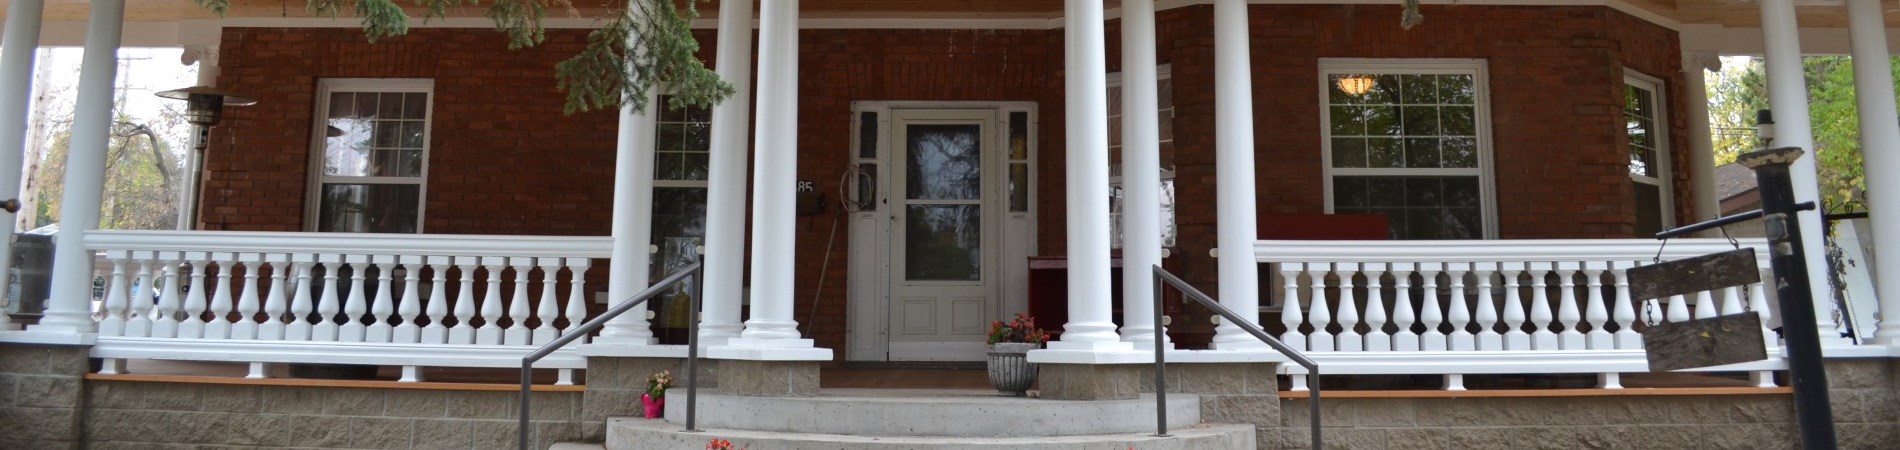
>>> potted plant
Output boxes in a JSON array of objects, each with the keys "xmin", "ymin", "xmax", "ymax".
[
  {"xmin": 985, "ymin": 313, "xmax": 1048, "ymax": 396},
  {"xmin": 643, "ymin": 369, "xmax": 673, "ymax": 419}
]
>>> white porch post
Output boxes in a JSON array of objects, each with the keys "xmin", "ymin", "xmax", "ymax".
[
  {"xmin": 1681, "ymin": 52, "xmax": 1722, "ymax": 227},
  {"xmin": 0, "ymin": 0, "xmax": 44, "ymax": 330},
  {"xmin": 732, "ymin": 0, "xmax": 810, "ymax": 346},
  {"xmin": 35, "ymin": 0, "xmax": 124, "ymax": 334},
  {"xmin": 699, "ymin": 0, "xmax": 754, "ymax": 346},
  {"xmin": 1759, "ymin": 0, "xmax": 1848, "ymax": 344},
  {"xmin": 1118, "ymin": 0, "xmax": 1168, "ymax": 348},
  {"xmin": 1046, "ymin": 0, "xmax": 1126, "ymax": 351},
  {"xmin": 597, "ymin": 24, "xmax": 661, "ymax": 344},
  {"xmin": 1846, "ymin": 0, "xmax": 1900, "ymax": 345},
  {"xmin": 175, "ymin": 45, "xmax": 218, "ymax": 231},
  {"xmin": 1211, "ymin": 0, "xmax": 1264, "ymax": 350}
]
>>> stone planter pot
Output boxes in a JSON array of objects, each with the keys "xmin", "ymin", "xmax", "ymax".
[{"xmin": 986, "ymin": 342, "xmax": 1040, "ymax": 396}]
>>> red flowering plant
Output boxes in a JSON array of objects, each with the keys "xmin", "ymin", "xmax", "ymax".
[
  {"xmin": 706, "ymin": 438, "xmax": 743, "ymax": 450},
  {"xmin": 986, "ymin": 313, "xmax": 1050, "ymax": 346}
]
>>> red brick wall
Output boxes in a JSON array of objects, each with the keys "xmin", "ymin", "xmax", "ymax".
[
  {"xmin": 1610, "ymin": 11, "xmax": 1695, "ymax": 228},
  {"xmin": 204, "ymin": 4, "xmax": 1686, "ymax": 354}
]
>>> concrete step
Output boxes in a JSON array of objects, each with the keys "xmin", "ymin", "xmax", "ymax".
[
  {"xmin": 660, "ymin": 389, "xmax": 1201, "ymax": 437},
  {"xmin": 608, "ymin": 417, "xmax": 1255, "ymax": 450}
]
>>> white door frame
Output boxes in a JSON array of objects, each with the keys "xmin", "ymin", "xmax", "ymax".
[{"xmin": 846, "ymin": 101, "xmax": 1038, "ymax": 361}]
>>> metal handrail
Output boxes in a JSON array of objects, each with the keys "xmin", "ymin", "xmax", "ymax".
[
  {"xmin": 518, "ymin": 262, "xmax": 704, "ymax": 450},
  {"xmin": 1151, "ymin": 265, "xmax": 1320, "ymax": 450}
]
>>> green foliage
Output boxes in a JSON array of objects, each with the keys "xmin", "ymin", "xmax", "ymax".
[
  {"xmin": 191, "ymin": 1, "xmax": 732, "ymax": 115},
  {"xmin": 1705, "ymin": 56, "xmax": 1900, "ymax": 211}
]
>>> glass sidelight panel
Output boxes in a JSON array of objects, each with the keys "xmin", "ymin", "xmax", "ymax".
[
  {"xmin": 906, "ymin": 124, "xmax": 983, "ymax": 200},
  {"xmin": 905, "ymin": 205, "xmax": 982, "ymax": 281}
]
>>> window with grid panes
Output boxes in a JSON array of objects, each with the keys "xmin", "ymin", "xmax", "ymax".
[
  {"xmin": 310, "ymin": 79, "xmax": 432, "ymax": 233},
  {"xmin": 648, "ymin": 96, "xmax": 712, "ymax": 335},
  {"xmin": 1321, "ymin": 60, "xmax": 1492, "ymax": 240},
  {"xmin": 1107, "ymin": 65, "xmax": 1177, "ymax": 248},
  {"xmin": 1624, "ymin": 72, "xmax": 1673, "ymax": 236}
]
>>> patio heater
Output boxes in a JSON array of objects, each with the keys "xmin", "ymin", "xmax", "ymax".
[{"xmin": 155, "ymin": 86, "xmax": 256, "ymax": 230}]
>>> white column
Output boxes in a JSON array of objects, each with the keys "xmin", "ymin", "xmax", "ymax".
[
  {"xmin": 1759, "ymin": 0, "xmax": 1847, "ymax": 344},
  {"xmin": 176, "ymin": 45, "xmax": 218, "ymax": 231},
  {"xmin": 1681, "ymin": 52, "xmax": 1722, "ymax": 228},
  {"xmin": 1846, "ymin": 0, "xmax": 1900, "ymax": 346},
  {"xmin": 597, "ymin": 34, "xmax": 661, "ymax": 344},
  {"xmin": 1118, "ymin": 0, "xmax": 1168, "ymax": 348},
  {"xmin": 733, "ymin": 0, "xmax": 809, "ymax": 346},
  {"xmin": 35, "ymin": 0, "xmax": 123, "ymax": 334},
  {"xmin": 0, "ymin": 0, "xmax": 43, "ymax": 330},
  {"xmin": 1047, "ymin": 0, "xmax": 1126, "ymax": 351},
  {"xmin": 699, "ymin": 0, "xmax": 754, "ymax": 346},
  {"xmin": 1211, "ymin": 0, "xmax": 1265, "ymax": 350}
]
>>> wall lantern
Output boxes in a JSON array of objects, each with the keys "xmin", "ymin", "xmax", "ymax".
[{"xmin": 1336, "ymin": 75, "xmax": 1377, "ymax": 96}]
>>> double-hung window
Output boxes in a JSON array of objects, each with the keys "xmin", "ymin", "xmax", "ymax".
[
  {"xmin": 1624, "ymin": 71, "xmax": 1673, "ymax": 236},
  {"xmin": 1107, "ymin": 65, "xmax": 1177, "ymax": 249},
  {"xmin": 309, "ymin": 79, "xmax": 433, "ymax": 233},
  {"xmin": 1321, "ymin": 59, "xmax": 1494, "ymax": 240},
  {"xmin": 650, "ymin": 96, "xmax": 712, "ymax": 281}
]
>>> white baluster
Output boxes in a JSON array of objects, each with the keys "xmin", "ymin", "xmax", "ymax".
[
  {"xmin": 259, "ymin": 254, "xmax": 289, "ymax": 340},
  {"xmin": 284, "ymin": 256, "xmax": 316, "ymax": 341},
  {"xmin": 231, "ymin": 253, "xmax": 263, "ymax": 340},
  {"xmin": 1693, "ymin": 290, "xmax": 1717, "ymax": 320},
  {"xmin": 1279, "ymin": 263, "xmax": 1307, "ymax": 351},
  {"xmin": 205, "ymin": 253, "xmax": 237, "ymax": 340},
  {"xmin": 1417, "ymin": 262, "xmax": 1445, "ymax": 351},
  {"xmin": 1336, "ymin": 263, "xmax": 1362, "ymax": 352},
  {"xmin": 1752, "ymin": 266, "xmax": 1776, "ymax": 350},
  {"xmin": 179, "ymin": 252, "xmax": 211, "ymax": 339},
  {"xmin": 533, "ymin": 258, "xmax": 562, "ymax": 345},
  {"xmin": 1721, "ymin": 286, "xmax": 1746, "ymax": 316},
  {"xmin": 1583, "ymin": 261, "xmax": 1612, "ymax": 349},
  {"xmin": 1391, "ymin": 262, "xmax": 1419, "ymax": 352},
  {"xmin": 1528, "ymin": 262, "xmax": 1557, "ymax": 350},
  {"xmin": 367, "ymin": 255, "xmax": 397, "ymax": 343},
  {"xmin": 1305, "ymin": 265, "xmax": 1333, "ymax": 351},
  {"xmin": 1445, "ymin": 262, "xmax": 1473, "ymax": 351},
  {"xmin": 97, "ymin": 251, "xmax": 130, "ymax": 337},
  {"xmin": 151, "ymin": 253, "xmax": 183, "ymax": 338},
  {"xmin": 339, "ymin": 254, "xmax": 370, "ymax": 342},
  {"xmin": 1555, "ymin": 261, "xmax": 1585, "ymax": 349},
  {"xmin": 1472, "ymin": 262, "xmax": 1502, "ymax": 351},
  {"xmin": 312, "ymin": 254, "xmax": 342, "ymax": 341},
  {"xmin": 1363, "ymin": 263, "xmax": 1390, "ymax": 352},
  {"xmin": 476, "ymin": 256, "xmax": 506, "ymax": 345},
  {"xmin": 124, "ymin": 253, "xmax": 156, "ymax": 338},
  {"xmin": 505, "ymin": 258, "xmax": 533, "ymax": 345},
  {"xmin": 421, "ymin": 255, "xmax": 452, "ymax": 344},
  {"xmin": 1501, "ymin": 262, "xmax": 1530, "ymax": 350},
  {"xmin": 1611, "ymin": 261, "xmax": 1641, "ymax": 349},
  {"xmin": 1666, "ymin": 292, "xmax": 1691, "ymax": 323},
  {"xmin": 448, "ymin": 256, "xmax": 479, "ymax": 344},
  {"xmin": 561, "ymin": 258, "xmax": 592, "ymax": 340},
  {"xmin": 392, "ymin": 255, "xmax": 425, "ymax": 344}
]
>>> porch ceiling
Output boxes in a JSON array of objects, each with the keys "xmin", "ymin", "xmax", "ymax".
[{"xmin": 1, "ymin": 0, "xmax": 1896, "ymax": 29}]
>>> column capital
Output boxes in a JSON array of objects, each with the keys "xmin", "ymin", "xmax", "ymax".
[
  {"xmin": 181, "ymin": 45, "xmax": 218, "ymax": 68},
  {"xmin": 1682, "ymin": 51, "xmax": 1722, "ymax": 73}
]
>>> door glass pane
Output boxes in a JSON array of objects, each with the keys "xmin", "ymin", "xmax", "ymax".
[
  {"xmin": 905, "ymin": 205, "xmax": 981, "ymax": 281},
  {"xmin": 906, "ymin": 124, "xmax": 983, "ymax": 200},
  {"xmin": 317, "ymin": 184, "xmax": 420, "ymax": 233}
]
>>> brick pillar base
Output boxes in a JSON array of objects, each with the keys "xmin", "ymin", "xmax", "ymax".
[
  {"xmin": 1037, "ymin": 363, "xmax": 1143, "ymax": 400},
  {"xmin": 1141, "ymin": 362, "xmax": 1280, "ymax": 450},
  {"xmin": 579, "ymin": 357, "xmax": 716, "ymax": 441},
  {"xmin": 715, "ymin": 360, "xmax": 818, "ymax": 397},
  {"xmin": 0, "ymin": 343, "xmax": 91, "ymax": 450}
]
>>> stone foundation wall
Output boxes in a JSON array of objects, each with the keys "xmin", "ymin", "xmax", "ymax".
[
  {"xmin": 80, "ymin": 381, "xmax": 587, "ymax": 449},
  {"xmin": 1271, "ymin": 359, "xmax": 1900, "ymax": 450},
  {"xmin": 0, "ymin": 344, "xmax": 90, "ymax": 450}
]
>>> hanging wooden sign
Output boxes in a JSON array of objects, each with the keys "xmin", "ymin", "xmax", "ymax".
[
  {"xmin": 1643, "ymin": 313, "xmax": 1770, "ymax": 372},
  {"xmin": 1627, "ymin": 248, "xmax": 1760, "ymax": 301}
]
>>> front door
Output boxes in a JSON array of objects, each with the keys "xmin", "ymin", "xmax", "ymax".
[{"xmin": 888, "ymin": 109, "xmax": 999, "ymax": 361}]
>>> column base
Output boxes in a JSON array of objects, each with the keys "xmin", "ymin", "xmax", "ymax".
[
  {"xmin": 0, "ymin": 330, "xmax": 97, "ymax": 346},
  {"xmin": 589, "ymin": 336, "xmax": 660, "ymax": 346},
  {"xmin": 1045, "ymin": 339, "xmax": 1136, "ymax": 352}
]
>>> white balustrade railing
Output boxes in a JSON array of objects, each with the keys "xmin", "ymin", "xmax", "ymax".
[
  {"xmin": 1257, "ymin": 238, "xmax": 1786, "ymax": 390},
  {"xmin": 81, "ymin": 230, "xmax": 610, "ymax": 383}
]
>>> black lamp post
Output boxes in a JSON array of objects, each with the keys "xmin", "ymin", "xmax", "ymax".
[{"xmin": 155, "ymin": 86, "xmax": 255, "ymax": 229}]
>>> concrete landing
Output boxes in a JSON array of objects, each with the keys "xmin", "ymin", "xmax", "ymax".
[
  {"xmin": 608, "ymin": 418, "xmax": 1255, "ymax": 450},
  {"xmin": 661, "ymin": 389, "xmax": 1201, "ymax": 437}
]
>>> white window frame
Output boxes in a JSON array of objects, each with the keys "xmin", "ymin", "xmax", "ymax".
[
  {"xmin": 1317, "ymin": 58, "xmax": 1497, "ymax": 239},
  {"xmin": 304, "ymin": 78, "xmax": 435, "ymax": 233},
  {"xmin": 1624, "ymin": 69, "xmax": 1675, "ymax": 231},
  {"xmin": 1107, "ymin": 64, "xmax": 1176, "ymax": 249},
  {"xmin": 653, "ymin": 95, "xmax": 712, "ymax": 191}
]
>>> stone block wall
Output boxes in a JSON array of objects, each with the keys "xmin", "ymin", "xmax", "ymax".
[
  {"xmin": 0, "ymin": 344, "xmax": 90, "ymax": 450},
  {"xmin": 80, "ymin": 381, "xmax": 587, "ymax": 449},
  {"xmin": 1139, "ymin": 362, "xmax": 1281, "ymax": 449},
  {"xmin": 579, "ymin": 356, "xmax": 716, "ymax": 441}
]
